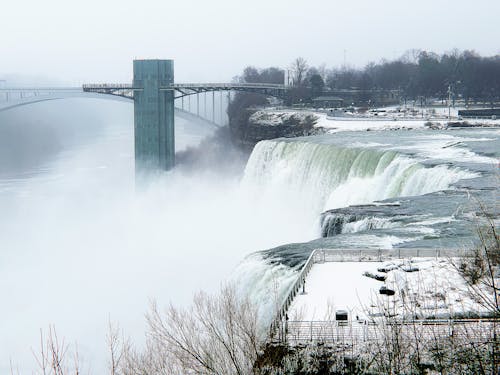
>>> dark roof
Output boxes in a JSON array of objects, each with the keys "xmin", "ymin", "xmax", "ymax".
[{"xmin": 312, "ymin": 96, "xmax": 344, "ymax": 101}]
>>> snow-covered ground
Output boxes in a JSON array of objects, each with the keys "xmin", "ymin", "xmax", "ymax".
[
  {"xmin": 249, "ymin": 110, "xmax": 315, "ymax": 127},
  {"xmin": 258, "ymin": 107, "xmax": 500, "ymax": 133},
  {"xmin": 315, "ymin": 112, "xmax": 499, "ymax": 132},
  {"xmin": 314, "ymin": 113, "xmax": 431, "ymax": 132},
  {"xmin": 288, "ymin": 259, "xmax": 494, "ymax": 322}
]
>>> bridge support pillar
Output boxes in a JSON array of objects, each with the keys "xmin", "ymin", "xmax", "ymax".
[{"xmin": 133, "ymin": 59, "xmax": 175, "ymax": 172}]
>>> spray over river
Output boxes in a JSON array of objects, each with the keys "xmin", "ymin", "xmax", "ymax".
[{"xmin": 0, "ymin": 99, "xmax": 498, "ymax": 372}]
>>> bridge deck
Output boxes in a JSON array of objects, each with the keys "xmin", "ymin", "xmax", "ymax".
[
  {"xmin": 81, "ymin": 82, "xmax": 287, "ymax": 90},
  {"xmin": 81, "ymin": 82, "xmax": 289, "ymax": 99}
]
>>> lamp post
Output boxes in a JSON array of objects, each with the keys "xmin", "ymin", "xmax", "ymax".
[{"xmin": 448, "ymin": 84, "xmax": 452, "ymax": 119}]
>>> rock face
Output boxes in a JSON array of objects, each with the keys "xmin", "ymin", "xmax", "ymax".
[{"xmin": 230, "ymin": 110, "xmax": 320, "ymax": 149}]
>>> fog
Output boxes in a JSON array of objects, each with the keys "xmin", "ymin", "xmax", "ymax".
[
  {"xmin": 2, "ymin": 0, "xmax": 499, "ymax": 372},
  {"xmin": 0, "ymin": 99, "xmax": 318, "ymax": 373},
  {"xmin": 1, "ymin": 0, "xmax": 499, "ymax": 85}
]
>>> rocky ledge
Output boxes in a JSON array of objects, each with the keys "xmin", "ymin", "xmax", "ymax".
[{"xmin": 232, "ymin": 110, "xmax": 322, "ymax": 149}]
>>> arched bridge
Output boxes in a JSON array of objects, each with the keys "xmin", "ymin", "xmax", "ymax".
[
  {"xmin": 2, "ymin": 59, "xmax": 291, "ymax": 173},
  {"xmin": 82, "ymin": 82, "xmax": 288, "ymax": 100},
  {"xmin": 0, "ymin": 89, "xmax": 222, "ymax": 128},
  {"xmin": 84, "ymin": 60, "xmax": 290, "ymax": 172}
]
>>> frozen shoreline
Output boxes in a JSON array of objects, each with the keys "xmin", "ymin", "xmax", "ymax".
[{"xmin": 255, "ymin": 107, "xmax": 500, "ymax": 133}]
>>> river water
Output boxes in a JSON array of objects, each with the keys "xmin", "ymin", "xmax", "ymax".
[{"xmin": 0, "ymin": 99, "xmax": 498, "ymax": 372}]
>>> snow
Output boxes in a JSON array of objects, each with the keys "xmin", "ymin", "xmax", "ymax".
[
  {"xmin": 314, "ymin": 113, "xmax": 430, "ymax": 132},
  {"xmin": 249, "ymin": 110, "xmax": 314, "ymax": 126},
  {"xmin": 257, "ymin": 108, "xmax": 500, "ymax": 133},
  {"xmin": 288, "ymin": 262, "xmax": 383, "ymax": 321},
  {"xmin": 314, "ymin": 112, "xmax": 500, "ymax": 132},
  {"xmin": 288, "ymin": 259, "xmax": 495, "ymax": 322}
]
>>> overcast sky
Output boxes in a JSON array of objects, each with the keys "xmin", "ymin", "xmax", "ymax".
[{"xmin": 1, "ymin": 0, "xmax": 499, "ymax": 85}]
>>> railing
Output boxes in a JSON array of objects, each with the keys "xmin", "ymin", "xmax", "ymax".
[
  {"xmin": 82, "ymin": 83, "xmax": 287, "ymax": 90},
  {"xmin": 287, "ymin": 320, "xmax": 376, "ymax": 344},
  {"xmin": 268, "ymin": 248, "xmax": 473, "ymax": 342},
  {"xmin": 82, "ymin": 83, "xmax": 140, "ymax": 91},
  {"xmin": 286, "ymin": 319, "xmax": 499, "ymax": 345},
  {"xmin": 165, "ymin": 83, "xmax": 288, "ymax": 90},
  {"xmin": 269, "ymin": 248, "xmax": 318, "ymax": 341},
  {"xmin": 310, "ymin": 248, "xmax": 471, "ymax": 263},
  {"xmin": 0, "ymin": 87, "xmax": 81, "ymax": 91}
]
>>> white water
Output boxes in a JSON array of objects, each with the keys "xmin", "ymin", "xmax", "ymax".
[
  {"xmin": 243, "ymin": 140, "xmax": 478, "ymax": 217},
  {"xmin": 236, "ymin": 138, "xmax": 479, "ymax": 326},
  {"xmin": 387, "ymin": 133, "xmax": 499, "ymax": 164},
  {"xmin": 341, "ymin": 217, "xmax": 397, "ymax": 233}
]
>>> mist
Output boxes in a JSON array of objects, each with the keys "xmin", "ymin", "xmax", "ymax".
[
  {"xmin": 0, "ymin": 99, "xmax": 317, "ymax": 373},
  {"xmin": 2, "ymin": 0, "xmax": 500, "ymax": 84}
]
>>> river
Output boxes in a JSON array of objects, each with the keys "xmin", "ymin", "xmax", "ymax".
[{"xmin": 0, "ymin": 98, "xmax": 498, "ymax": 373}]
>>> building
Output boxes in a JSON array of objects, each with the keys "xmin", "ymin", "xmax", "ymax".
[{"xmin": 312, "ymin": 96, "xmax": 344, "ymax": 108}]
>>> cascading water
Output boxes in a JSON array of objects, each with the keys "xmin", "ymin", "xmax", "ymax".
[
  {"xmin": 236, "ymin": 138, "xmax": 480, "ymax": 326},
  {"xmin": 320, "ymin": 213, "xmax": 397, "ymax": 237},
  {"xmin": 242, "ymin": 139, "xmax": 477, "ymax": 221}
]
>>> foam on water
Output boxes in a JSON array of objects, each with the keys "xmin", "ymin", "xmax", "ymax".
[
  {"xmin": 341, "ymin": 217, "xmax": 397, "ymax": 233},
  {"xmin": 387, "ymin": 133, "xmax": 498, "ymax": 164},
  {"xmin": 242, "ymin": 139, "xmax": 478, "ymax": 217}
]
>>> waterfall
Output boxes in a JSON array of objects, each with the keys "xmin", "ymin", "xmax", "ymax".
[
  {"xmin": 242, "ymin": 139, "xmax": 477, "ymax": 219},
  {"xmin": 235, "ymin": 137, "xmax": 484, "ymax": 329},
  {"xmin": 320, "ymin": 213, "xmax": 396, "ymax": 237}
]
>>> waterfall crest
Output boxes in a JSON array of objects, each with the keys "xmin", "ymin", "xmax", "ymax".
[{"xmin": 242, "ymin": 139, "xmax": 477, "ymax": 217}]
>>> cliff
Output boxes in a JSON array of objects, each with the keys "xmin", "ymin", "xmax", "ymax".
[{"xmin": 230, "ymin": 110, "xmax": 320, "ymax": 149}]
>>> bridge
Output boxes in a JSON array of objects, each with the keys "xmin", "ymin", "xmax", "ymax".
[
  {"xmin": 83, "ymin": 60, "xmax": 288, "ymax": 171},
  {"xmin": 0, "ymin": 89, "xmax": 224, "ymax": 129},
  {"xmin": 0, "ymin": 59, "xmax": 290, "ymax": 172}
]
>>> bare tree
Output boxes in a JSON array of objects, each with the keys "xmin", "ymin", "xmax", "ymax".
[
  {"xmin": 289, "ymin": 57, "xmax": 309, "ymax": 87},
  {"xmin": 32, "ymin": 326, "xmax": 81, "ymax": 375},
  {"xmin": 455, "ymin": 200, "xmax": 500, "ymax": 315},
  {"xmin": 107, "ymin": 321, "xmax": 123, "ymax": 375},
  {"xmin": 135, "ymin": 284, "xmax": 262, "ymax": 375}
]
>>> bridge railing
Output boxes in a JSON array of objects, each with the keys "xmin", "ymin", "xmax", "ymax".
[
  {"xmin": 0, "ymin": 87, "xmax": 82, "ymax": 92},
  {"xmin": 82, "ymin": 83, "xmax": 137, "ymax": 90},
  {"xmin": 165, "ymin": 83, "xmax": 288, "ymax": 90},
  {"xmin": 82, "ymin": 83, "xmax": 287, "ymax": 90}
]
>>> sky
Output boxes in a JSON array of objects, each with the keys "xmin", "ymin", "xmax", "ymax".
[{"xmin": 1, "ymin": 0, "xmax": 499, "ymax": 85}]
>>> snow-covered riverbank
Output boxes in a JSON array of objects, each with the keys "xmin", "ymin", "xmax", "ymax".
[{"xmin": 251, "ymin": 107, "xmax": 500, "ymax": 134}]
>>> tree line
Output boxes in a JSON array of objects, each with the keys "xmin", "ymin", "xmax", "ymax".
[
  {"xmin": 230, "ymin": 50, "xmax": 500, "ymax": 106},
  {"xmin": 327, "ymin": 50, "xmax": 500, "ymax": 103}
]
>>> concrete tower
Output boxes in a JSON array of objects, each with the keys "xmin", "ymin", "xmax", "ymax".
[{"xmin": 133, "ymin": 59, "xmax": 175, "ymax": 172}]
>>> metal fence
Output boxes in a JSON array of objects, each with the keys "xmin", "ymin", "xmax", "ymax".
[
  {"xmin": 285, "ymin": 319, "xmax": 499, "ymax": 346},
  {"xmin": 269, "ymin": 248, "xmax": 474, "ymax": 342},
  {"xmin": 311, "ymin": 248, "xmax": 470, "ymax": 263}
]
